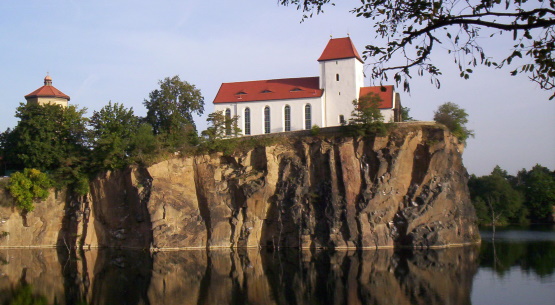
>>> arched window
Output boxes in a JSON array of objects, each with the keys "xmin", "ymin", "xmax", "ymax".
[
  {"xmin": 225, "ymin": 108, "xmax": 231, "ymax": 135},
  {"xmin": 336, "ymin": 73, "xmax": 340, "ymax": 81},
  {"xmin": 284, "ymin": 105, "xmax": 291, "ymax": 131},
  {"xmin": 264, "ymin": 106, "xmax": 270, "ymax": 134},
  {"xmin": 305, "ymin": 104, "xmax": 312, "ymax": 130},
  {"xmin": 244, "ymin": 108, "xmax": 251, "ymax": 135}
]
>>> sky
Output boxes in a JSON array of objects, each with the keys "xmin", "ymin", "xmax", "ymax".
[{"xmin": 0, "ymin": 0, "xmax": 553, "ymax": 176}]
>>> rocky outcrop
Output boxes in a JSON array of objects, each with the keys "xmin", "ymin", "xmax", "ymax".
[
  {"xmin": 88, "ymin": 123, "xmax": 479, "ymax": 249},
  {"xmin": 1, "ymin": 123, "xmax": 480, "ymax": 250}
]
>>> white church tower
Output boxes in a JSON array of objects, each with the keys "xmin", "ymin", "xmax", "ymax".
[{"xmin": 318, "ymin": 37, "xmax": 365, "ymax": 126}]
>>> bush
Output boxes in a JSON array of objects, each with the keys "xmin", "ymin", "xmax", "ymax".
[
  {"xmin": 6, "ymin": 168, "xmax": 52, "ymax": 212},
  {"xmin": 433, "ymin": 102, "xmax": 474, "ymax": 144},
  {"xmin": 310, "ymin": 125, "xmax": 321, "ymax": 136}
]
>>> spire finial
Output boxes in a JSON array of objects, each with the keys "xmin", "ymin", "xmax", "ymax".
[{"xmin": 44, "ymin": 73, "xmax": 52, "ymax": 86}]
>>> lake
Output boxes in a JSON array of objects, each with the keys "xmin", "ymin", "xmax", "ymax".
[{"xmin": 0, "ymin": 226, "xmax": 553, "ymax": 305}]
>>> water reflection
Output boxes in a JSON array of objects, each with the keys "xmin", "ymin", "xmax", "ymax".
[
  {"xmin": 0, "ymin": 246, "xmax": 485, "ymax": 305},
  {"xmin": 479, "ymin": 226, "xmax": 555, "ymax": 277}
]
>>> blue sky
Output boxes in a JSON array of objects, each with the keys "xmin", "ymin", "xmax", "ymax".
[{"xmin": 1, "ymin": 0, "xmax": 554, "ymax": 176}]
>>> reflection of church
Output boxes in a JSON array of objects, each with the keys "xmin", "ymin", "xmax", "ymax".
[
  {"xmin": 25, "ymin": 75, "xmax": 70, "ymax": 107},
  {"xmin": 213, "ymin": 37, "xmax": 402, "ymax": 136}
]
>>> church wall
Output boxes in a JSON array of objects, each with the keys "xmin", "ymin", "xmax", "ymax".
[{"xmin": 214, "ymin": 96, "xmax": 322, "ymax": 136}]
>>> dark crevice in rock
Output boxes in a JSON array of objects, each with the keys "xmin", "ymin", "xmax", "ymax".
[{"xmin": 193, "ymin": 158, "xmax": 212, "ymax": 249}]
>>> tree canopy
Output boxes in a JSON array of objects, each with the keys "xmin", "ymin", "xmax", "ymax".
[
  {"xmin": 4, "ymin": 103, "xmax": 89, "ymax": 173},
  {"xmin": 469, "ymin": 164, "xmax": 555, "ymax": 225},
  {"xmin": 344, "ymin": 92, "xmax": 387, "ymax": 136},
  {"xmin": 279, "ymin": 0, "xmax": 555, "ymax": 98},
  {"xmin": 144, "ymin": 75, "xmax": 204, "ymax": 136},
  {"xmin": 89, "ymin": 102, "xmax": 141, "ymax": 170},
  {"xmin": 433, "ymin": 102, "xmax": 474, "ymax": 144}
]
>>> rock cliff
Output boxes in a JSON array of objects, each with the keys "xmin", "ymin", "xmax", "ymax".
[{"xmin": 0, "ymin": 123, "xmax": 480, "ymax": 249}]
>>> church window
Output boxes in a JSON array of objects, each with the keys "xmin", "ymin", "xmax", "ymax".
[
  {"xmin": 264, "ymin": 106, "xmax": 271, "ymax": 134},
  {"xmin": 336, "ymin": 74, "xmax": 340, "ymax": 81},
  {"xmin": 244, "ymin": 108, "xmax": 251, "ymax": 135},
  {"xmin": 339, "ymin": 115, "xmax": 345, "ymax": 125},
  {"xmin": 284, "ymin": 105, "xmax": 291, "ymax": 131},
  {"xmin": 305, "ymin": 104, "xmax": 312, "ymax": 130},
  {"xmin": 225, "ymin": 108, "xmax": 231, "ymax": 135}
]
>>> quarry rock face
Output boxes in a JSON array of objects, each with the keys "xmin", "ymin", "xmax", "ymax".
[{"xmin": 0, "ymin": 123, "xmax": 480, "ymax": 249}]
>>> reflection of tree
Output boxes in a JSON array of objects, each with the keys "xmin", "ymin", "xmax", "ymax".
[{"xmin": 479, "ymin": 241, "xmax": 555, "ymax": 277}]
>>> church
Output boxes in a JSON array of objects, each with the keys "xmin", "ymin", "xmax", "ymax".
[{"xmin": 213, "ymin": 37, "xmax": 402, "ymax": 136}]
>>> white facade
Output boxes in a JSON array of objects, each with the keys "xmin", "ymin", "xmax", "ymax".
[{"xmin": 214, "ymin": 96, "xmax": 322, "ymax": 135}]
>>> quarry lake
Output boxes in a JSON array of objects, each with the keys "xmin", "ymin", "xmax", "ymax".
[{"xmin": 0, "ymin": 226, "xmax": 553, "ymax": 305}]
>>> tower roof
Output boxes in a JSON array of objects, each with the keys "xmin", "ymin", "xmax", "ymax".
[
  {"xmin": 318, "ymin": 37, "xmax": 364, "ymax": 63},
  {"xmin": 25, "ymin": 75, "xmax": 70, "ymax": 101}
]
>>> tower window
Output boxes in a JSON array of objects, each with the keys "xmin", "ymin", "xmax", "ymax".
[
  {"xmin": 339, "ymin": 115, "xmax": 345, "ymax": 125},
  {"xmin": 244, "ymin": 108, "xmax": 251, "ymax": 135},
  {"xmin": 284, "ymin": 105, "xmax": 291, "ymax": 132},
  {"xmin": 305, "ymin": 104, "xmax": 312, "ymax": 130},
  {"xmin": 336, "ymin": 74, "xmax": 340, "ymax": 81},
  {"xmin": 264, "ymin": 106, "xmax": 271, "ymax": 134}
]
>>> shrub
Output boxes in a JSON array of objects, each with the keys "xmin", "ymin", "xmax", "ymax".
[
  {"xmin": 310, "ymin": 125, "xmax": 321, "ymax": 136},
  {"xmin": 6, "ymin": 168, "xmax": 52, "ymax": 212}
]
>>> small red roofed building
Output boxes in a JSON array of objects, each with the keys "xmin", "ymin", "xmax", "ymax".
[
  {"xmin": 25, "ymin": 75, "xmax": 70, "ymax": 107},
  {"xmin": 213, "ymin": 37, "xmax": 402, "ymax": 135}
]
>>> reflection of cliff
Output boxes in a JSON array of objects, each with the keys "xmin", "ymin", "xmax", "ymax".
[
  {"xmin": 0, "ymin": 123, "xmax": 480, "ymax": 250},
  {"xmin": 0, "ymin": 247, "xmax": 480, "ymax": 305}
]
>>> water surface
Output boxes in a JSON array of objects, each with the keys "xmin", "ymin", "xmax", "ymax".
[{"xmin": 0, "ymin": 226, "xmax": 553, "ymax": 304}]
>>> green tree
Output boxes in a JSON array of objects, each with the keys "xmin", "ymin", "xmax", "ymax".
[
  {"xmin": 201, "ymin": 110, "xmax": 241, "ymax": 141},
  {"xmin": 143, "ymin": 76, "xmax": 204, "ymax": 147},
  {"xmin": 433, "ymin": 102, "xmax": 474, "ymax": 144},
  {"xmin": 401, "ymin": 106, "xmax": 413, "ymax": 121},
  {"xmin": 344, "ymin": 92, "xmax": 387, "ymax": 136},
  {"xmin": 128, "ymin": 123, "xmax": 159, "ymax": 164},
  {"xmin": 5, "ymin": 103, "xmax": 89, "ymax": 174},
  {"xmin": 279, "ymin": 0, "xmax": 555, "ymax": 98},
  {"xmin": 469, "ymin": 166, "xmax": 527, "ymax": 225},
  {"xmin": 6, "ymin": 168, "xmax": 52, "ymax": 213},
  {"xmin": 89, "ymin": 102, "xmax": 140, "ymax": 170},
  {"xmin": 518, "ymin": 164, "xmax": 555, "ymax": 222}
]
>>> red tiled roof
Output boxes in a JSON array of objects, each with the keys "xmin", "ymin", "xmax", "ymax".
[
  {"xmin": 318, "ymin": 37, "xmax": 363, "ymax": 63},
  {"xmin": 213, "ymin": 77, "xmax": 323, "ymax": 104},
  {"xmin": 359, "ymin": 85, "xmax": 394, "ymax": 109},
  {"xmin": 25, "ymin": 85, "xmax": 70, "ymax": 101}
]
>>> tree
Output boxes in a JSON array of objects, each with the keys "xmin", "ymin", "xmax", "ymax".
[
  {"xmin": 279, "ymin": 0, "xmax": 555, "ymax": 98},
  {"xmin": 401, "ymin": 106, "xmax": 413, "ymax": 121},
  {"xmin": 517, "ymin": 164, "xmax": 555, "ymax": 222},
  {"xmin": 89, "ymin": 102, "xmax": 140, "ymax": 170},
  {"xmin": 5, "ymin": 103, "xmax": 89, "ymax": 173},
  {"xmin": 201, "ymin": 110, "xmax": 241, "ymax": 141},
  {"xmin": 433, "ymin": 102, "xmax": 474, "ymax": 144},
  {"xmin": 6, "ymin": 168, "xmax": 52, "ymax": 213},
  {"xmin": 344, "ymin": 92, "xmax": 387, "ymax": 136},
  {"xmin": 468, "ymin": 166, "xmax": 527, "ymax": 225},
  {"xmin": 144, "ymin": 75, "xmax": 204, "ymax": 138}
]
